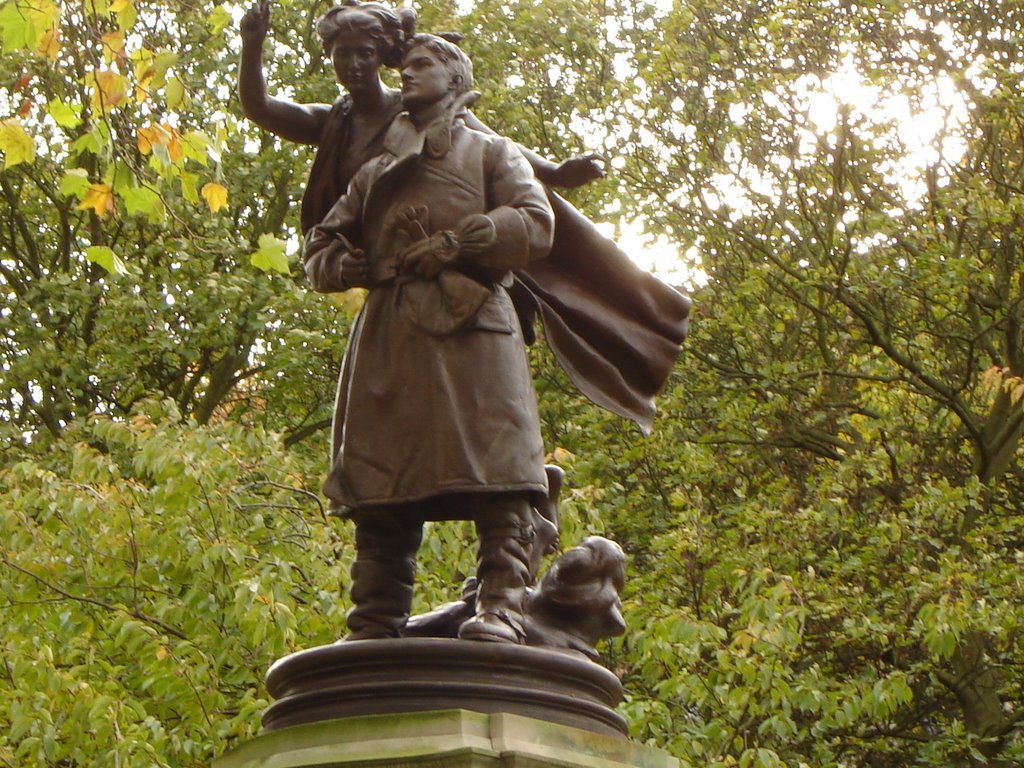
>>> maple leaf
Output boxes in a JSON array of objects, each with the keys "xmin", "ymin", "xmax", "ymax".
[
  {"xmin": 78, "ymin": 183, "xmax": 114, "ymax": 217},
  {"xmin": 200, "ymin": 182, "xmax": 227, "ymax": 213},
  {"xmin": 90, "ymin": 70, "xmax": 128, "ymax": 113},
  {"xmin": 0, "ymin": 118, "xmax": 36, "ymax": 167}
]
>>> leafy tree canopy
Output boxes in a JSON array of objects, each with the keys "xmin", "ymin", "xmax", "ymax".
[{"xmin": 1, "ymin": 1, "xmax": 1022, "ymax": 767}]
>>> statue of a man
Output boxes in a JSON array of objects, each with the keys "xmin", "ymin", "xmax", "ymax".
[{"xmin": 303, "ymin": 34, "xmax": 554, "ymax": 645}]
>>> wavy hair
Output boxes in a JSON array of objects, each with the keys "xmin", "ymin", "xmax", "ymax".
[
  {"xmin": 316, "ymin": 1, "xmax": 410, "ymax": 68},
  {"xmin": 403, "ymin": 33, "xmax": 474, "ymax": 92}
]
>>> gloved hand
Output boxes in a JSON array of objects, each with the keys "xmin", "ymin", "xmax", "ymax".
[
  {"xmin": 396, "ymin": 211, "xmax": 497, "ymax": 279},
  {"xmin": 398, "ymin": 230, "xmax": 459, "ymax": 279},
  {"xmin": 339, "ymin": 248, "xmax": 370, "ymax": 289}
]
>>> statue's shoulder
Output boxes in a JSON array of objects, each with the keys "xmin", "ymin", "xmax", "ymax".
[{"xmin": 455, "ymin": 118, "xmax": 518, "ymax": 162}]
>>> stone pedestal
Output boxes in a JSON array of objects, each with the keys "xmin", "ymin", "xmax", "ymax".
[
  {"xmin": 214, "ymin": 709, "xmax": 678, "ymax": 768},
  {"xmin": 214, "ymin": 639, "xmax": 676, "ymax": 768},
  {"xmin": 261, "ymin": 639, "xmax": 626, "ymax": 738}
]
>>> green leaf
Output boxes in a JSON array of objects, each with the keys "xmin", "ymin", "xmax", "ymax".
[
  {"xmin": 46, "ymin": 98, "xmax": 82, "ymax": 129},
  {"xmin": 151, "ymin": 51, "xmax": 179, "ymax": 87},
  {"xmin": 85, "ymin": 246, "xmax": 128, "ymax": 275},
  {"xmin": 180, "ymin": 131, "xmax": 211, "ymax": 166},
  {"xmin": 0, "ymin": 2, "xmax": 36, "ymax": 53},
  {"xmin": 113, "ymin": 0, "xmax": 137, "ymax": 31},
  {"xmin": 166, "ymin": 76, "xmax": 185, "ymax": 110},
  {"xmin": 122, "ymin": 186, "xmax": 164, "ymax": 221},
  {"xmin": 250, "ymin": 234, "xmax": 290, "ymax": 274},
  {"xmin": 179, "ymin": 170, "xmax": 199, "ymax": 203},
  {"xmin": 58, "ymin": 168, "xmax": 90, "ymax": 199},
  {"xmin": 207, "ymin": 5, "xmax": 231, "ymax": 35},
  {"xmin": 69, "ymin": 125, "xmax": 107, "ymax": 157}
]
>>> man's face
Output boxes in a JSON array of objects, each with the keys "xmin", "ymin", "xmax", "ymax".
[{"xmin": 400, "ymin": 45, "xmax": 457, "ymax": 110}]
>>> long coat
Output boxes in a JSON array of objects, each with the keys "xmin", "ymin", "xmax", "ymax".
[{"xmin": 304, "ymin": 112, "xmax": 554, "ymax": 514}]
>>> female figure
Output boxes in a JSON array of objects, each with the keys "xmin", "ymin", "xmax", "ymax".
[{"xmin": 239, "ymin": 0, "xmax": 409, "ymax": 233}]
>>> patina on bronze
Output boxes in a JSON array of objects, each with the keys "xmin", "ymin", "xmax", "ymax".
[
  {"xmin": 240, "ymin": 3, "xmax": 689, "ymax": 656},
  {"xmin": 304, "ymin": 34, "xmax": 555, "ymax": 645},
  {"xmin": 238, "ymin": 0, "xmax": 603, "ymax": 236},
  {"xmin": 238, "ymin": 2, "xmax": 688, "ymax": 433},
  {"xmin": 406, "ymin": 536, "xmax": 628, "ymax": 662},
  {"xmin": 261, "ymin": 639, "xmax": 628, "ymax": 738}
]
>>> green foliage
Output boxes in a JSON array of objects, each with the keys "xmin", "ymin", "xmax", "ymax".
[
  {"xmin": 0, "ymin": 402, "xmax": 347, "ymax": 766},
  {"xmin": 2, "ymin": 1, "xmax": 1024, "ymax": 767},
  {"xmin": 0, "ymin": 0, "xmax": 347, "ymax": 443}
]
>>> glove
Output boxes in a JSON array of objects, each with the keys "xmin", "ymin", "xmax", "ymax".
[{"xmin": 398, "ymin": 230, "xmax": 460, "ymax": 279}]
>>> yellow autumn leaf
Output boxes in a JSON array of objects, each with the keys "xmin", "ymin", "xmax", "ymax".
[
  {"xmin": 100, "ymin": 31, "xmax": 124, "ymax": 64},
  {"xmin": 137, "ymin": 122, "xmax": 181, "ymax": 162},
  {"xmin": 134, "ymin": 73, "xmax": 153, "ymax": 104},
  {"xmin": 78, "ymin": 183, "xmax": 114, "ymax": 217},
  {"xmin": 551, "ymin": 446, "xmax": 576, "ymax": 465},
  {"xmin": 89, "ymin": 70, "xmax": 128, "ymax": 113},
  {"xmin": 201, "ymin": 182, "xmax": 227, "ymax": 213},
  {"xmin": 0, "ymin": 119, "xmax": 36, "ymax": 167},
  {"xmin": 110, "ymin": 0, "xmax": 133, "ymax": 12},
  {"xmin": 166, "ymin": 127, "xmax": 182, "ymax": 163},
  {"xmin": 33, "ymin": 0, "xmax": 60, "ymax": 27},
  {"xmin": 136, "ymin": 123, "xmax": 161, "ymax": 154},
  {"xmin": 36, "ymin": 26, "xmax": 60, "ymax": 60}
]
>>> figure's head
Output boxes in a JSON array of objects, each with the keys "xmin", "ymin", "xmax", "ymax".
[
  {"xmin": 317, "ymin": 2, "xmax": 406, "ymax": 92},
  {"xmin": 399, "ymin": 33, "xmax": 473, "ymax": 111}
]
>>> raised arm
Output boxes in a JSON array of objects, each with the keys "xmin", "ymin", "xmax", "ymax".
[
  {"xmin": 462, "ymin": 111, "xmax": 604, "ymax": 189},
  {"xmin": 238, "ymin": 0, "xmax": 329, "ymax": 145}
]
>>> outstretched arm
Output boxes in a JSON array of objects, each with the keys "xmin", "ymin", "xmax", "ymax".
[
  {"xmin": 238, "ymin": 0, "xmax": 329, "ymax": 145},
  {"xmin": 462, "ymin": 111, "xmax": 604, "ymax": 189}
]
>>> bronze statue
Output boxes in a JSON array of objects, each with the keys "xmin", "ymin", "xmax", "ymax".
[
  {"xmin": 241, "ymin": 2, "xmax": 691, "ymax": 653},
  {"xmin": 405, "ymin": 536, "xmax": 626, "ymax": 661},
  {"xmin": 239, "ymin": 0, "xmax": 690, "ymax": 433},
  {"xmin": 304, "ymin": 34, "xmax": 555, "ymax": 644}
]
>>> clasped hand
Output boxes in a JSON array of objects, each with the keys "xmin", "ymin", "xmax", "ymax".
[{"xmin": 398, "ymin": 231, "xmax": 459, "ymax": 279}]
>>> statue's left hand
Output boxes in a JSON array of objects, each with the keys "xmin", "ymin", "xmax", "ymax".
[{"xmin": 548, "ymin": 154, "xmax": 605, "ymax": 188}]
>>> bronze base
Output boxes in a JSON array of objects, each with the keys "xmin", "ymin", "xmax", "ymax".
[{"xmin": 262, "ymin": 638, "xmax": 626, "ymax": 738}]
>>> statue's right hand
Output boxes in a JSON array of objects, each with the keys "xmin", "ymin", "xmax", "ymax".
[
  {"xmin": 240, "ymin": 0, "xmax": 271, "ymax": 43},
  {"xmin": 340, "ymin": 249, "xmax": 371, "ymax": 289}
]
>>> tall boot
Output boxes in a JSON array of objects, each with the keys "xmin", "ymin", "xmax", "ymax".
[
  {"xmin": 345, "ymin": 557, "xmax": 416, "ymax": 640},
  {"xmin": 344, "ymin": 511, "xmax": 422, "ymax": 641},
  {"xmin": 458, "ymin": 494, "xmax": 533, "ymax": 644}
]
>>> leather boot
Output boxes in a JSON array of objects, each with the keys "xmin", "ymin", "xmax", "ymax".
[
  {"xmin": 345, "ymin": 557, "xmax": 416, "ymax": 640},
  {"xmin": 343, "ymin": 510, "xmax": 421, "ymax": 641},
  {"xmin": 459, "ymin": 494, "xmax": 533, "ymax": 644}
]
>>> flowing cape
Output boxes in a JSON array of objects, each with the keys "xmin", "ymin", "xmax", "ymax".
[{"xmin": 514, "ymin": 192, "xmax": 691, "ymax": 435}]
